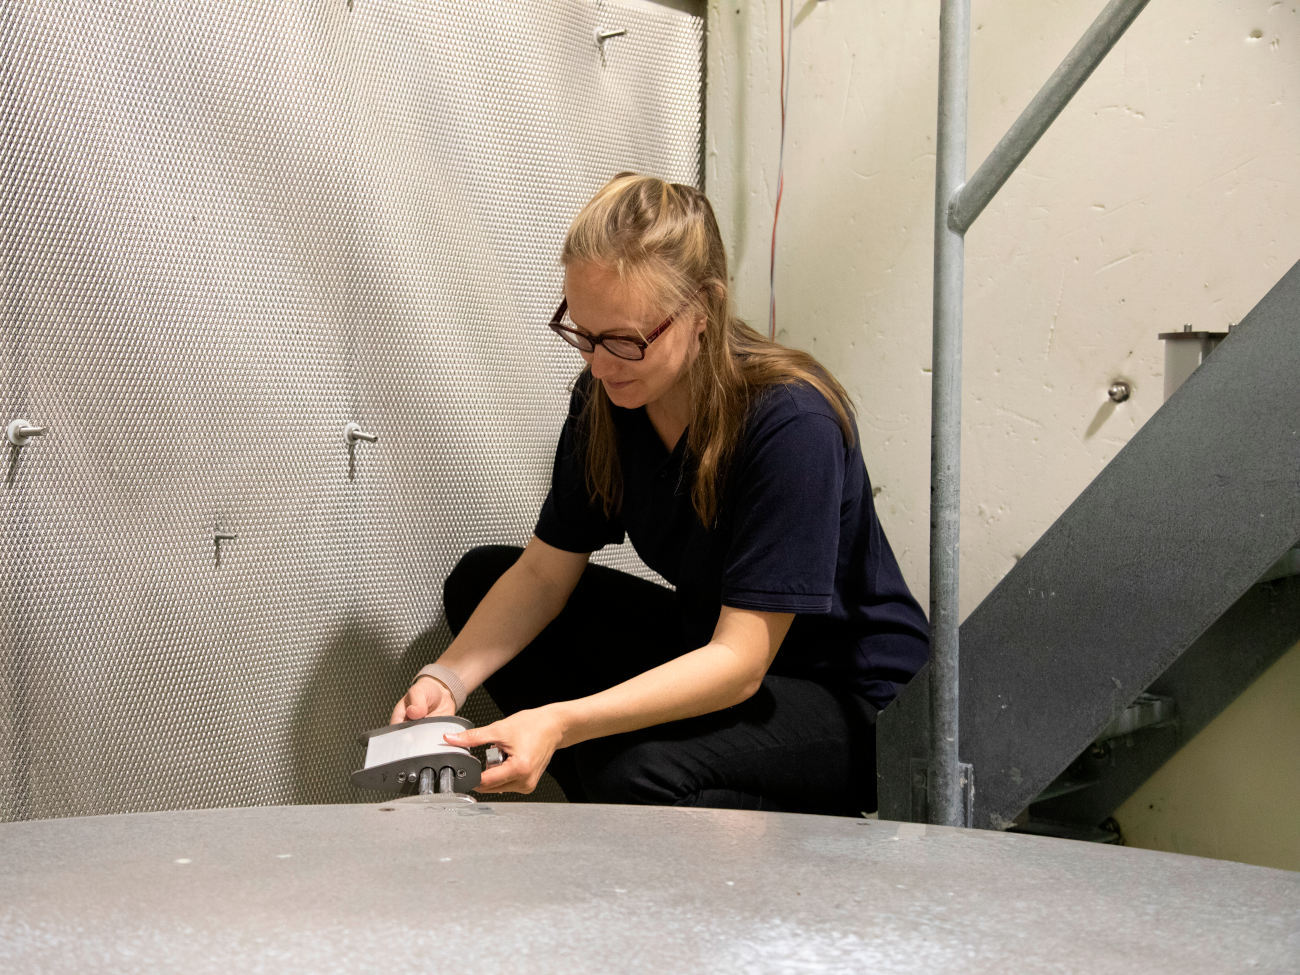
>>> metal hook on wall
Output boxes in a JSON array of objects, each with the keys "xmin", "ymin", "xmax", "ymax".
[
  {"xmin": 7, "ymin": 419, "xmax": 47, "ymax": 448},
  {"xmin": 596, "ymin": 27, "xmax": 627, "ymax": 65}
]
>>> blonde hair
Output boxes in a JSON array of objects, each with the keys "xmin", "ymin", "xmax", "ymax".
[{"xmin": 562, "ymin": 173, "xmax": 856, "ymax": 525}]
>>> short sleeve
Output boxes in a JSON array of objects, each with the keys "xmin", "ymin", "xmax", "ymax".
[
  {"xmin": 534, "ymin": 377, "xmax": 626, "ymax": 554},
  {"xmin": 720, "ymin": 390, "xmax": 845, "ymax": 613}
]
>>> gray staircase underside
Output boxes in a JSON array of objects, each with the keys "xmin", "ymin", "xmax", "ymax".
[
  {"xmin": 878, "ymin": 260, "xmax": 1300, "ymax": 829},
  {"xmin": 1029, "ymin": 574, "xmax": 1300, "ymax": 828}
]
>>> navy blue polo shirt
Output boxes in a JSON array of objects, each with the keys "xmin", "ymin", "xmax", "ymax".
[{"xmin": 535, "ymin": 371, "xmax": 930, "ymax": 711}]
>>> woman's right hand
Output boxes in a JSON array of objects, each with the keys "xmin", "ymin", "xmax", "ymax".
[{"xmin": 389, "ymin": 676, "xmax": 457, "ymax": 725}]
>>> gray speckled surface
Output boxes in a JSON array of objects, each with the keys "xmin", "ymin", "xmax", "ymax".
[{"xmin": 1, "ymin": 804, "xmax": 1296, "ymax": 973}]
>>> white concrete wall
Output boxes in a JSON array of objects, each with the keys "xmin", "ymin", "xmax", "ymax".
[{"xmin": 705, "ymin": 0, "xmax": 1299, "ymax": 865}]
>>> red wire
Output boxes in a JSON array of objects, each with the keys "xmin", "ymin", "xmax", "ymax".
[{"xmin": 770, "ymin": 183, "xmax": 783, "ymax": 341}]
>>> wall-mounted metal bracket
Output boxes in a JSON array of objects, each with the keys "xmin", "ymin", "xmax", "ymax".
[{"xmin": 1158, "ymin": 325, "xmax": 1229, "ymax": 401}]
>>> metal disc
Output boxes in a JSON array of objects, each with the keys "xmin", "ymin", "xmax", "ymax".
[{"xmin": 1, "ymin": 803, "xmax": 1295, "ymax": 973}]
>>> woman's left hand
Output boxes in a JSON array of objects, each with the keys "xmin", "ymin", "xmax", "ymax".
[{"xmin": 443, "ymin": 706, "xmax": 566, "ymax": 794}]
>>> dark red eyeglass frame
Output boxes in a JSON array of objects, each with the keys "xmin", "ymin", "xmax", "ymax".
[{"xmin": 547, "ymin": 295, "xmax": 690, "ymax": 362}]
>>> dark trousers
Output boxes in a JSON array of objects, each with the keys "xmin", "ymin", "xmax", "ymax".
[{"xmin": 444, "ymin": 545, "xmax": 878, "ymax": 817}]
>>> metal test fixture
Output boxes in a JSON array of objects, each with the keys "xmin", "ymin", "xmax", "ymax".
[{"xmin": 351, "ymin": 716, "xmax": 503, "ymax": 801}]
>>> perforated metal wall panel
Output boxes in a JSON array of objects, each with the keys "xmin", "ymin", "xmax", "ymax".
[{"xmin": 1, "ymin": 0, "xmax": 702, "ymax": 820}]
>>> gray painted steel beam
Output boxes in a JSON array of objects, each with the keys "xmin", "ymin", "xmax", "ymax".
[{"xmin": 882, "ymin": 261, "xmax": 1300, "ymax": 829}]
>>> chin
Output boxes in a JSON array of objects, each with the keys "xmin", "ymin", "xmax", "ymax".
[{"xmin": 601, "ymin": 380, "xmax": 646, "ymax": 409}]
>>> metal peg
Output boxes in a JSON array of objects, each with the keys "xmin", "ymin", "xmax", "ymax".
[
  {"xmin": 6, "ymin": 419, "xmax": 46, "ymax": 447},
  {"xmin": 1107, "ymin": 381, "xmax": 1131, "ymax": 404},
  {"xmin": 214, "ymin": 533, "xmax": 237, "ymax": 543},
  {"xmin": 596, "ymin": 28, "xmax": 627, "ymax": 44},
  {"xmin": 344, "ymin": 422, "xmax": 378, "ymax": 445}
]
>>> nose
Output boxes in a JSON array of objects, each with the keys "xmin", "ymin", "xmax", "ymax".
[{"xmin": 585, "ymin": 345, "xmax": 622, "ymax": 379}]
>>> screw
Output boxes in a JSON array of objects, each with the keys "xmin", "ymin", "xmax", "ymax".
[
  {"xmin": 396, "ymin": 772, "xmax": 407, "ymax": 783},
  {"xmin": 456, "ymin": 768, "xmax": 467, "ymax": 778}
]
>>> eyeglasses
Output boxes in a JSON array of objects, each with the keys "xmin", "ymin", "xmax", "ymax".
[{"xmin": 547, "ymin": 295, "xmax": 691, "ymax": 361}]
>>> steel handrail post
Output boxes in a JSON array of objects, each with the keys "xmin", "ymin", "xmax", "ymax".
[
  {"xmin": 929, "ymin": 0, "xmax": 970, "ymax": 828},
  {"xmin": 926, "ymin": 0, "xmax": 1152, "ymax": 828}
]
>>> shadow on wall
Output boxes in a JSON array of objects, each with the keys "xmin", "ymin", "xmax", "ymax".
[
  {"xmin": 287, "ymin": 617, "xmax": 564, "ymax": 805},
  {"xmin": 286, "ymin": 617, "xmax": 451, "ymax": 806}
]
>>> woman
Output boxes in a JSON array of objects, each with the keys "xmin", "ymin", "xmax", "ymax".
[{"xmin": 391, "ymin": 173, "xmax": 928, "ymax": 815}]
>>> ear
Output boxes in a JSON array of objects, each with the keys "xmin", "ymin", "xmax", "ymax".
[{"xmin": 693, "ymin": 282, "xmax": 719, "ymax": 337}]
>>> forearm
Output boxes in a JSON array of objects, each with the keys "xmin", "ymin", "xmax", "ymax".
[
  {"xmin": 443, "ymin": 607, "xmax": 793, "ymax": 792},
  {"xmin": 548, "ymin": 640, "xmax": 764, "ymax": 749},
  {"xmin": 433, "ymin": 542, "xmax": 584, "ymax": 694}
]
